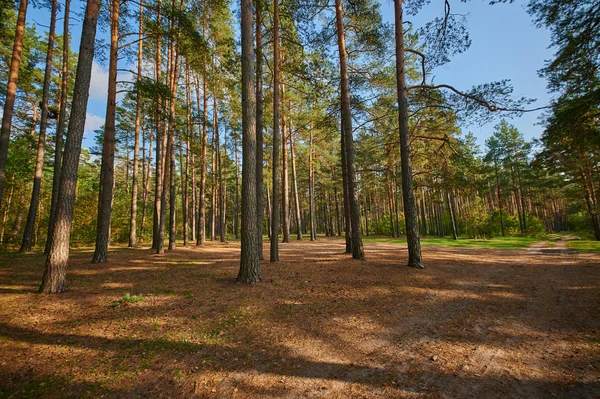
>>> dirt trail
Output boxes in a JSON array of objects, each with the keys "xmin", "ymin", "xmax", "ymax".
[{"xmin": 0, "ymin": 238, "xmax": 598, "ymax": 398}]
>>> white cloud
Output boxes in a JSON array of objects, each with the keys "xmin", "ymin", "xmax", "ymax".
[
  {"xmin": 89, "ymin": 60, "xmax": 136, "ymax": 103},
  {"xmin": 84, "ymin": 113, "xmax": 104, "ymax": 134},
  {"xmin": 89, "ymin": 61, "xmax": 109, "ymax": 101}
]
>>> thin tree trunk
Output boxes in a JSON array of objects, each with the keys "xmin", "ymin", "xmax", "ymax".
[
  {"xmin": 309, "ymin": 128, "xmax": 316, "ymax": 241},
  {"xmin": 46, "ymin": 0, "xmax": 70, "ymax": 254},
  {"xmin": 20, "ymin": 0, "xmax": 57, "ymax": 252},
  {"xmin": 129, "ymin": 0, "xmax": 144, "ymax": 248},
  {"xmin": 235, "ymin": 134, "xmax": 240, "ymax": 239},
  {"xmin": 447, "ymin": 191, "xmax": 458, "ymax": 240},
  {"xmin": 40, "ymin": 0, "xmax": 101, "ymax": 293},
  {"xmin": 0, "ymin": 0, "xmax": 28, "ymax": 207},
  {"xmin": 153, "ymin": 0, "xmax": 164, "ymax": 252},
  {"xmin": 334, "ymin": 0, "xmax": 364, "ymax": 260},
  {"xmin": 255, "ymin": 0, "xmax": 264, "ymax": 258},
  {"xmin": 195, "ymin": 69, "xmax": 208, "ymax": 245},
  {"xmin": 281, "ymin": 82, "xmax": 290, "ymax": 243},
  {"xmin": 494, "ymin": 160, "xmax": 505, "ymax": 236},
  {"xmin": 92, "ymin": 0, "xmax": 120, "ymax": 264},
  {"xmin": 270, "ymin": 0, "xmax": 281, "ymax": 262},
  {"xmin": 0, "ymin": 177, "xmax": 14, "ymax": 246},
  {"xmin": 237, "ymin": 0, "xmax": 260, "ymax": 282},
  {"xmin": 216, "ymin": 95, "xmax": 226, "ymax": 242},
  {"xmin": 290, "ymin": 123, "xmax": 302, "ymax": 240},
  {"xmin": 141, "ymin": 125, "xmax": 152, "ymax": 239},
  {"xmin": 394, "ymin": 0, "xmax": 423, "ymax": 268}
]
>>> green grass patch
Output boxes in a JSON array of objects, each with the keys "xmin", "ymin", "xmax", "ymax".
[
  {"xmin": 566, "ymin": 239, "xmax": 600, "ymax": 253},
  {"xmin": 111, "ymin": 292, "xmax": 143, "ymax": 308},
  {"xmin": 364, "ymin": 235, "xmax": 542, "ymax": 249}
]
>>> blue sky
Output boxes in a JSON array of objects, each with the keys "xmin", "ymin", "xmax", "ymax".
[{"xmin": 25, "ymin": 0, "xmax": 552, "ymax": 151}]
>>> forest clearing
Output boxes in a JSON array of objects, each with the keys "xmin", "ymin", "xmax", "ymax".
[
  {"xmin": 1, "ymin": 0, "xmax": 599, "ymax": 397},
  {"xmin": 1, "ymin": 237, "xmax": 599, "ymax": 398}
]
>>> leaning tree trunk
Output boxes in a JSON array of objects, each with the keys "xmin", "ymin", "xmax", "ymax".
[
  {"xmin": 40, "ymin": 0, "xmax": 101, "ymax": 293},
  {"xmin": 270, "ymin": 0, "xmax": 281, "ymax": 262},
  {"xmin": 46, "ymin": 0, "xmax": 70, "ymax": 254},
  {"xmin": 237, "ymin": 0, "xmax": 260, "ymax": 282},
  {"xmin": 0, "ymin": 0, "xmax": 28, "ymax": 208},
  {"xmin": 92, "ymin": 0, "xmax": 119, "ymax": 264},
  {"xmin": 394, "ymin": 0, "xmax": 424, "ymax": 268},
  {"xmin": 129, "ymin": 0, "xmax": 144, "ymax": 248},
  {"xmin": 20, "ymin": 0, "xmax": 57, "ymax": 252},
  {"xmin": 334, "ymin": 0, "xmax": 364, "ymax": 260},
  {"xmin": 255, "ymin": 0, "xmax": 264, "ymax": 258}
]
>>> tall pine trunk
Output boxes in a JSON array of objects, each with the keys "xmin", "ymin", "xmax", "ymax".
[
  {"xmin": 290, "ymin": 121, "xmax": 302, "ymax": 240},
  {"xmin": 129, "ymin": 0, "xmax": 144, "ymax": 248},
  {"xmin": 20, "ymin": 0, "xmax": 58, "ymax": 252},
  {"xmin": 334, "ymin": 0, "xmax": 364, "ymax": 260},
  {"xmin": 270, "ymin": 0, "xmax": 281, "ymax": 262},
  {"xmin": 309, "ymin": 128, "xmax": 316, "ymax": 241},
  {"xmin": 394, "ymin": 0, "xmax": 423, "ymax": 268},
  {"xmin": 195, "ymin": 69, "xmax": 208, "ymax": 245},
  {"xmin": 0, "ymin": 0, "xmax": 28, "ymax": 207},
  {"xmin": 92, "ymin": 0, "xmax": 120, "ymax": 264},
  {"xmin": 40, "ymin": 0, "xmax": 101, "ymax": 293},
  {"xmin": 46, "ymin": 0, "xmax": 70, "ymax": 254},
  {"xmin": 237, "ymin": 0, "xmax": 260, "ymax": 282},
  {"xmin": 255, "ymin": 0, "xmax": 264, "ymax": 258},
  {"xmin": 281, "ymin": 83, "xmax": 290, "ymax": 243}
]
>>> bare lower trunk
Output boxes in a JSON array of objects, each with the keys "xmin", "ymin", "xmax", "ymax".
[
  {"xmin": 281, "ymin": 83, "xmax": 290, "ymax": 243},
  {"xmin": 195, "ymin": 69, "xmax": 208, "ymax": 245},
  {"xmin": 129, "ymin": 0, "xmax": 144, "ymax": 248},
  {"xmin": 92, "ymin": 0, "xmax": 119, "ymax": 264},
  {"xmin": 21, "ymin": 0, "xmax": 57, "ymax": 252},
  {"xmin": 309, "ymin": 128, "xmax": 316, "ymax": 241},
  {"xmin": 255, "ymin": 0, "xmax": 264, "ymax": 258},
  {"xmin": 46, "ymin": 0, "xmax": 70, "ymax": 254},
  {"xmin": 290, "ymin": 123, "xmax": 302, "ymax": 240},
  {"xmin": 0, "ymin": 0, "xmax": 28, "ymax": 207},
  {"xmin": 237, "ymin": 0, "xmax": 260, "ymax": 282},
  {"xmin": 40, "ymin": 0, "xmax": 101, "ymax": 293},
  {"xmin": 335, "ymin": 0, "xmax": 364, "ymax": 260},
  {"xmin": 394, "ymin": 0, "xmax": 423, "ymax": 268},
  {"xmin": 270, "ymin": 0, "xmax": 281, "ymax": 262},
  {"xmin": 152, "ymin": 1, "xmax": 163, "ymax": 252}
]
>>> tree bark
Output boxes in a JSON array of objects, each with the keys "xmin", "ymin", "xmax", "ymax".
[
  {"xmin": 270, "ymin": 0, "xmax": 281, "ymax": 262},
  {"xmin": 334, "ymin": 0, "xmax": 364, "ymax": 260},
  {"xmin": 394, "ymin": 0, "xmax": 424, "ymax": 268},
  {"xmin": 255, "ymin": 0, "xmax": 264, "ymax": 258},
  {"xmin": 289, "ymin": 122, "xmax": 302, "ymax": 240},
  {"xmin": 195, "ymin": 68, "xmax": 208, "ymax": 245},
  {"xmin": 40, "ymin": 0, "xmax": 101, "ymax": 293},
  {"xmin": 46, "ymin": 0, "xmax": 70, "ymax": 254},
  {"xmin": 152, "ymin": 0, "xmax": 164, "ymax": 252},
  {"xmin": 128, "ymin": 0, "xmax": 144, "ymax": 248},
  {"xmin": 494, "ymin": 160, "xmax": 505, "ymax": 236},
  {"xmin": 309, "ymin": 127, "xmax": 316, "ymax": 241},
  {"xmin": 20, "ymin": 0, "xmax": 57, "ymax": 252},
  {"xmin": 281, "ymin": 82, "xmax": 290, "ymax": 243},
  {"xmin": 92, "ymin": 0, "xmax": 119, "ymax": 264},
  {"xmin": 237, "ymin": 0, "xmax": 260, "ymax": 282},
  {"xmin": 0, "ymin": 0, "xmax": 28, "ymax": 208}
]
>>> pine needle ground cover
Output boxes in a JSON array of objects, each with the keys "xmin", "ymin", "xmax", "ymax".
[{"xmin": 0, "ymin": 238, "xmax": 598, "ymax": 398}]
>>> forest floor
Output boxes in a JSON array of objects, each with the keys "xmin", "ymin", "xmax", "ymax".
[{"xmin": 0, "ymin": 237, "xmax": 599, "ymax": 398}]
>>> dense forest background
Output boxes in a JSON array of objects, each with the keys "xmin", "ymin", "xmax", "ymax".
[{"xmin": 0, "ymin": 0, "xmax": 598, "ymax": 272}]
